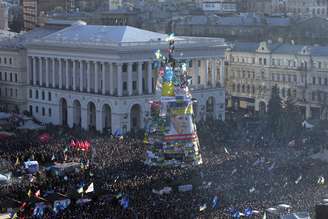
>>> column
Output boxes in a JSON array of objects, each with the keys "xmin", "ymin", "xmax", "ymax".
[
  {"xmin": 79, "ymin": 60, "xmax": 83, "ymax": 92},
  {"xmin": 65, "ymin": 59, "xmax": 69, "ymax": 90},
  {"xmin": 87, "ymin": 61, "xmax": 91, "ymax": 93},
  {"xmin": 127, "ymin": 62, "xmax": 133, "ymax": 96},
  {"xmin": 39, "ymin": 57, "xmax": 42, "ymax": 86},
  {"xmin": 109, "ymin": 63, "xmax": 114, "ymax": 95},
  {"xmin": 27, "ymin": 56, "xmax": 30, "ymax": 85},
  {"xmin": 59, "ymin": 58, "xmax": 62, "ymax": 89},
  {"xmin": 102, "ymin": 62, "xmax": 105, "ymax": 95},
  {"xmin": 137, "ymin": 62, "xmax": 143, "ymax": 95},
  {"xmin": 33, "ymin": 57, "xmax": 36, "ymax": 85},
  {"xmin": 52, "ymin": 58, "xmax": 55, "ymax": 88},
  {"xmin": 94, "ymin": 61, "xmax": 98, "ymax": 93},
  {"xmin": 193, "ymin": 59, "xmax": 199, "ymax": 88},
  {"xmin": 214, "ymin": 59, "xmax": 218, "ymax": 87},
  {"xmin": 45, "ymin": 58, "xmax": 49, "ymax": 87},
  {"xmin": 205, "ymin": 59, "xmax": 209, "ymax": 88},
  {"xmin": 211, "ymin": 59, "xmax": 216, "ymax": 88},
  {"xmin": 117, "ymin": 63, "xmax": 123, "ymax": 96},
  {"xmin": 72, "ymin": 60, "xmax": 76, "ymax": 91},
  {"xmin": 220, "ymin": 59, "xmax": 225, "ymax": 87},
  {"xmin": 147, "ymin": 61, "xmax": 152, "ymax": 94}
]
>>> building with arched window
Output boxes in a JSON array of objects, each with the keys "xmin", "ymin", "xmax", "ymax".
[{"xmin": 22, "ymin": 24, "xmax": 226, "ymax": 134}]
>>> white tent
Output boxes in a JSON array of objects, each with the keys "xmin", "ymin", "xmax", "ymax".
[{"xmin": 302, "ymin": 121, "xmax": 314, "ymax": 129}]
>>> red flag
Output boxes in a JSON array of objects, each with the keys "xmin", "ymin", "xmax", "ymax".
[
  {"xmin": 84, "ymin": 140, "xmax": 90, "ymax": 150},
  {"xmin": 20, "ymin": 202, "xmax": 27, "ymax": 210},
  {"xmin": 35, "ymin": 190, "xmax": 40, "ymax": 197},
  {"xmin": 70, "ymin": 139, "xmax": 76, "ymax": 147},
  {"xmin": 38, "ymin": 133, "xmax": 50, "ymax": 144}
]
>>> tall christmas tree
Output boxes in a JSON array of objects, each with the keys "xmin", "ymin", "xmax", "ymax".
[{"xmin": 145, "ymin": 34, "xmax": 203, "ymax": 166}]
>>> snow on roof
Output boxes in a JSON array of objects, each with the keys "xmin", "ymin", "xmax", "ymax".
[
  {"xmin": 0, "ymin": 28, "xmax": 58, "ymax": 49},
  {"xmin": 40, "ymin": 25, "xmax": 169, "ymax": 44}
]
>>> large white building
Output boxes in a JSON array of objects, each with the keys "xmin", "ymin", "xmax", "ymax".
[{"xmin": 5, "ymin": 23, "xmax": 227, "ymax": 134}]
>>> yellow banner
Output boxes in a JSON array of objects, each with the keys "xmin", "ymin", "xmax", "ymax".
[{"xmin": 162, "ymin": 82, "xmax": 175, "ymax": 96}]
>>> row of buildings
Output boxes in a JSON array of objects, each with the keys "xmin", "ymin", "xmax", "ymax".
[
  {"xmin": 225, "ymin": 41, "xmax": 328, "ymax": 120},
  {"xmin": 0, "ymin": 21, "xmax": 226, "ymax": 133}
]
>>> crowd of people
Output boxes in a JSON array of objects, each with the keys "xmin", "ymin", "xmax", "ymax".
[{"xmin": 0, "ymin": 112, "xmax": 328, "ymax": 218}]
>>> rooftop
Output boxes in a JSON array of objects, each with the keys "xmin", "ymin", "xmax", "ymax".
[
  {"xmin": 230, "ymin": 42, "xmax": 328, "ymax": 56},
  {"xmin": 29, "ymin": 25, "xmax": 226, "ymax": 49}
]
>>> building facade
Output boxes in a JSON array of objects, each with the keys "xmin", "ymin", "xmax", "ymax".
[
  {"xmin": 286, "ymin": 0, "xmax": 328, "ymax": 17},
  {"xmin": 23, "ymin": 0, "xmax": 74, "ymax": 30},
  {"xmin": 225, "ymin": 41, "xmax": 328, "ymax": 120},
  {"xmin": 20, "ymin": 24, "xmax": 226, "ymax": 134}
]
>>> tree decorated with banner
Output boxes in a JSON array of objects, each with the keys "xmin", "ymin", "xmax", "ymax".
[{"xmin": 145, "ymin": 34, "xmax": 202, "ymax": 166}]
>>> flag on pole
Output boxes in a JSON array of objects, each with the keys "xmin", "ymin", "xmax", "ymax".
[
  {"xmin": 262, "ymin": 212, "xmax": 267, "ymax": 219},
  {"xmin": 14, "ymin": 157, "xmax": 20, "ymax": 166},
  {"xmin": 35, "ymin": 190, "xmax": 41, "ymax": 198},
  {"xmin": 70, "ymin": 139, "xmax": 76, "ymax": 147},
  {"xmin": 120, "ymin": 196, "xmax": 129, "ymax": 209},
  {"xmin": 224, "ymin": 147, "xmax": 230, "ymax": 155},
  {"xmin": 27, "ymin": 189, "xmax": 32, "ymax": 198},
  {"xmin": 212, "ymin": 196, "xmax": 219, "ymax": 208},
  {"xmin": 51, "ymin": 154, "xmax": 55, "ymax": 161},
  {"xmin": 85, "ymin": 183, "xmax": 94, "ymax": 193},
  {"xmin": 77, "ymin": 187, "xmax": 84, "ymax": 194},
  {"xmin": 244, "ymin": 207, "xmax": 253, "ymax": 217}
]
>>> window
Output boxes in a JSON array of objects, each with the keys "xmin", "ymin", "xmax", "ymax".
[
  {"xmin": 294, "ymin": 75, "xmax": 297, "ymax": 82},
  {"xmin": 319, "ymin": 62, "xmax": 322, "ymax": 69},
  {"xmin": 313, "ymin": 77, "xmax": 316, "ymax": 85},
  {"xmin": 9, "ymin": 58, "xmax": 12, "ymax": 65},
  {"xmin": 4, "ymin": 58, "xmax": 7, "ymax": 64},
  {"xmin": 4, "ymin": 72, "xmax": 7, "ymax": 80},
  {"xmin": 198, "ymin": 75, "xmax": 201, "ymax": 84},
  {"xmin": 10, "ymin": 73, "xmax": 12, "ymax": 82},
  {"xmin": 232, "ymin": 83, "xmax": 236, "ymax": 92},
  {"xmin": 48, "ymin": 108, "xmax": 52, "ymax": 116},
  {"xmin": 319, "ymin": 77, "xmax": 322, "ymax": 85},
  {"xmin": 10, "ymin": 88, "xmax": 12, "ymax": 96},
  {"xmin": 35, "ymin": 90, "xmax": 39, "ymax": 99},
  {"xmin": 0, "ymin": 88, "xmax": 1, "ymax": 96},
  {"xmin": 132, "ymin": 63, "xmax": 137, "ymax": 72},
  {"xmin": 0, "ymin": 72, "xmax": 2, "ymax": 80},
  {"xmin": 48, "ymin": 92, "xmax": 51, "ymax": 101},
  {"xmin": 272, "ymin": 59, "xmax": 275, "ymax": 65},
  {"xmin": 252, "ymin": 58, "xmax": 255, "ymax": 64},
  {"xmin": 288, "ymin": 75, "xmax": 291, "ymax": 82},
  {"xmin": 5, "ymin": 87, "xmax": 7, "ymax": 96},
  {"xmin": 15, "ymin": 74, "xmax": 17, "ymax": 82},
  {"xmin": 15, "ymin": 89, "xmax": 17, "ymax": 97},
  {"xmin": 312, "ymin": 91, "xmax": 316, "ymax": 101},
  {"xmin": 263, "ymin": 58, "xmax": 267, "ymax": 65},
  {"xmin": 122, "ymin": 64, "xmax": 127, "ymax": 72},
  {"xmin": 189, "ymin": 60, "xmax": 192, "ymax": 68},
  {"xmin": 123, "ymin": 82, "xmax": 127, "ymax": 90},
  {"xmin": 42, "ymin": 91, "xmax": 45, "ymax": 100},
  {"xmin": 259, "ymin": 58, "xmax": 262, "ymax": 65},
  {"xmin": 29, "ymin": 89, "xmax": 32, "ymax": 98},
  {"xmin": 42, "ymin": 107, "xmax": 45, "ymax": 116},
  {"xmin": 29, "ymin": 105, "xmax": 33, "ymax": 115},
  {"xmin": 325, "ymin": 78, "xmax": 328, "ymax": 85},
  {"xmin": 198, "ymin": 60, "xmax": 201, "ymax": 67},
  {"xmin": 132, "ymin": 81, "xmax": 137, "ymax": 90}
]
